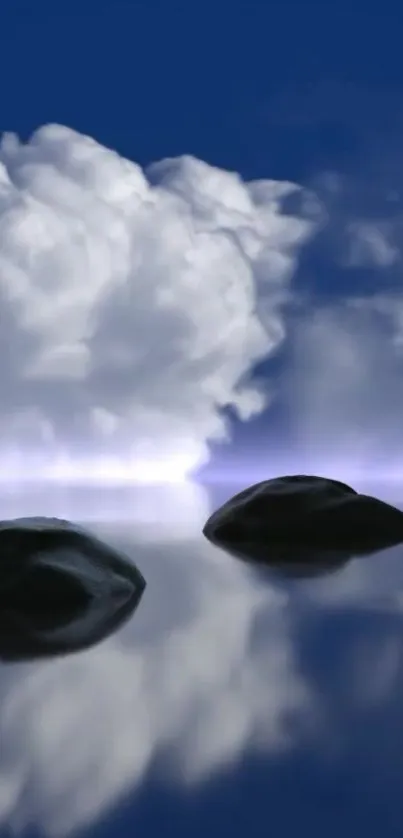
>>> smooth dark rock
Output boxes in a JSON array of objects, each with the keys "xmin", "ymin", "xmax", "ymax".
[
  {"xmin": 202, "ymin": 475, "xmax": 403, "ymax": 578},
  {"xmin": 0, "ymin": 517, "xmax": 146, "ymax": 661}
]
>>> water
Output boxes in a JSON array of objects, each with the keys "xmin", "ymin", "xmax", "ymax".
[{"xmin": 0, "ymin": 479, "xmax": 403, "ymax": 838}]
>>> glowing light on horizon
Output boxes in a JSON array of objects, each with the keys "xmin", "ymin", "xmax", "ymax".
[
  {"xmin": 0, "ymin": 451, "xmax": 196, "ymax": 486},
  {"xmin": 1, "ymin": 448, "xmax": 403, "ymax": 492}
]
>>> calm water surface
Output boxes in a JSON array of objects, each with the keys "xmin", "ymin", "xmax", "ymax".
[{"xmin": 0, "ymin": 479, "xmax": 403, "ymax": 838}]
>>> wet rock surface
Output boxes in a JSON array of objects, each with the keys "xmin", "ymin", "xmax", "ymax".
[
  {"xmin": 203, "ymin": 475, "xmax": 403, "ymax": 578},
  {"xmin": 0, "ymin": 517, "xmax": 146, "ymax": 661}
]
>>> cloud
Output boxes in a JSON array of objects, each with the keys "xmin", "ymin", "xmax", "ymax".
[
  {"xmin": 322, "ymin": 188, "xmax": 403, "ymax": 275},
  {"xmin": 0, "ymin": 125, "xmax": 314, "ymax": 483},
  {"xmin": 0, "ymin": 484, "xmax": 314, "ymax": 836},
  {"xmin": 261, "ymin": 81, "xmax": 403, "ymax": 296},
  {"xmin": 282, "ymin": 294, "xmax": 403, "ymax": 482},
  {"xmin": 343, "ymin": 220, "xmax": 400, "ymax": 268}
]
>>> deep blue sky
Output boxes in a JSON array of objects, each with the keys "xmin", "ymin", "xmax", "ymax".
[{"xmin": 1, "ymin": 0, "xmax": 402, "ymax": 182}]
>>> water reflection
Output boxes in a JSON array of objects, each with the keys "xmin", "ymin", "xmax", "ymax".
[{"xmin": 0, "ymin": 480, "xmax": 402, "ymax": 837}]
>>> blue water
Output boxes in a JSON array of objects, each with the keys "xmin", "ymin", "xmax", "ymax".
[{"xmin": 0, "ymin": 480, "xmax": 403, "ymax": 838}]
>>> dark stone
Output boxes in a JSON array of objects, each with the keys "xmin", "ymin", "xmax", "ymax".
[
  {"xmin": 0, "ymin": 517, "xmax": 146, "ymax": 661},
  {"xmin": 202, "ymin": 475, "xmax": 403, "ymax": 578}
]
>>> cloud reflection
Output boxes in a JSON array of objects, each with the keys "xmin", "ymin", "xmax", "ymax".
[{"xmin": 0, "ymin": 480, "xmax": 313, "ymax": 837}]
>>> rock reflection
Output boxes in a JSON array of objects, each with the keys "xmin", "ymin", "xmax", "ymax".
[{"xmin": 0, "ymin": 516, "xmax": 146, "ymax": 662}]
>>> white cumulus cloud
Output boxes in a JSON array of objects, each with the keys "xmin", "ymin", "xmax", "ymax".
[{"xmin": 0, "ymin": 125, "xmax": 314, "ymax": 483}]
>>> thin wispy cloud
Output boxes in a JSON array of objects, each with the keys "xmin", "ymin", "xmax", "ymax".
[
  {"xmin": 343, "ymin": 220, "xmax": 400, "ymax": 268},
  {"xmin": 283, "ymin": 296, "xmax": 403, "ymax": 482}
]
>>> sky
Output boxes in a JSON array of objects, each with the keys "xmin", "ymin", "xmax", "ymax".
[
  {"xmin": 2, "ymin": 4, "xmax": 403, "ymax": 838},
  {"xmin": 0, "ymin": 0, "xmax": 403, "ymax": 488}
]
